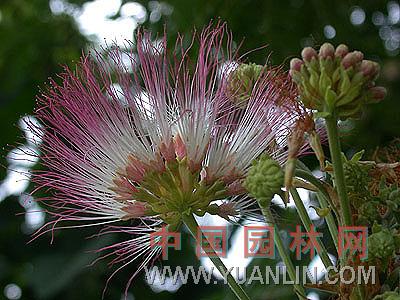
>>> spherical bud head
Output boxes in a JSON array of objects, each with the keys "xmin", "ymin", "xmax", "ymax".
[
  {"xmin": 369, "ymin": 86, "xmax": 387, "ymax": 103},
  {"xmin": 368, "ymin": 228, "xmax": 395, "ymax": 260},
  {"xmin": 342, "ymin": 51, "xmax": 364, "ymax": 69},
  {"xmin": 319, "ymin": 43, "xmax": 335, "ymax": 59},
  {"xmin": 301, "ymin": 47, "xmax": 317, "ymax": 62},
  {"xmin": 227, "ymin": 63, "xmax": 263, "ymax": 106},
  {"xmin": 290, "ymin": 58, "xmax": 303, "ymax": 72},
  {"xmin": 335, "ymin": 44, "xmax": 349, "ymax": 58},
  {"xmin": 244, "ymin": 154, "xmax": 284, "ymax": 208}
]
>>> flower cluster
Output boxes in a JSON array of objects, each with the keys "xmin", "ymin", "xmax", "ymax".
[
  {"xmin": 26, "ymin": 24, "xmax": 306, "ymax": 286},
  {"xmin": 290, "ymin": 43, "xmax": 386, "ymax": 118}
]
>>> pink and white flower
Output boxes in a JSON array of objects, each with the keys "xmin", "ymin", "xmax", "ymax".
[{"xmin": 25, "ymin": 23, "xmax": 306, "ymax": 290}]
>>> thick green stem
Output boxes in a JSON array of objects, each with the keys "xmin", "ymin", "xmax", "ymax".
[
  {"xmin": 182, "ymin": 213, "xmax": 251, "ymax": 300},
  {"xmin": 325, "ymin": 115, "xmax": 364, "ymax": 299},
  {"xmin": 295, "ymin": 169, "xmax": 338, "ymax": 251},
  {"xmin": 289, "ymin": 188, "xmax": 334, "ymax": 270},
  {"xmin": 260, "ymin": 207, "xmax": 307, "ymax": 299},
  {"xmin": 325, "ymin": 115, "xmax": 352, "ymax": 226}
]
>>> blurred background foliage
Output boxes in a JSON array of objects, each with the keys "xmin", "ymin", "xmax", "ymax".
[{"xmin": 0, "ymin": 0, "xmax": 399, "ymax": 299}]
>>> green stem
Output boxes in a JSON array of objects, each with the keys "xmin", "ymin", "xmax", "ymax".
[
  {"xmin": 289, "ymin": 188, "xmax": 334, "ymax": 270},
  {"xmin": 316, "ymin": 191, "xmax": 339, "ymax": 251},
  {"xmin": 325, "ymin": 115, "xmax": 352, "ymax": 226},
  {"xmin": 325, "ymin": 115, "xmax": 363, "ymax": 298},
  {"xmin": 260, "ymin": 207, "xmax": 307, "ymax": 299},
  {"xmin": 295, "ymin": 169, "xmax": 338, "ymax": 251},
  {"xmin": 181, "ymin": 213, "xmax": 251, "ymax": 300}
]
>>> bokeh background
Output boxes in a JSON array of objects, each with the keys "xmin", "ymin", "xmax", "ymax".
[{"xmin": 1, "ymin": 1, "xmax": 400, "ymax": 299}]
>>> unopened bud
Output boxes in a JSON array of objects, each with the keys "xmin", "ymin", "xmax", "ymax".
[
  {"xmin": 301, "ymin": 47, "xmax": 318, "ymax": 62},
  {"xmin": 244, "ymin": 154, "xmax": 284, "ymax": 208},
  {"xmin": 360, "ymin": 60, "xmax": 380, "ymax": 79},
  {"xmin": 290, "ymin": 58, "xmax": 303, "ymax": 72},
  {"xmin": 227, "ymin": 63, "xmax": 263, "ymax": 106},
  {"xmin": 335, "ymin": 44, "xmax": 349, "ymax": 58},
  {"xmin": 319, "ymin": 43, "xmax": 335, "ymax": 59},
  {"xmin": 342, "ymin": 51, "xmax": 364, "ymax": 69},
  {"xmin": 369, "ymin": 86, "xmax": 387, "ymax": 103},
  {"xmin": 309, "ymin": 131, "xmax": 325, "ymax": 171},
  {"xmin": 353, "ymin": 51, "xmax": 364, "ymax": 62}
]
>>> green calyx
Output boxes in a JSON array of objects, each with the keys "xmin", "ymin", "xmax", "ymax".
[
  {"xmin": 244, "ymin": 154, "xmax": 284, "ymax": 208},
  {"xmin": 290, "ymin": 43, "xmax": 386, "ymax": 119},
  {"xmin": 134, "ymin": 158, "xmax": 228, "ymax": 229},
  {"xmin": 227, "ymin": 63, "xmax": 264, "ymax": 107}
]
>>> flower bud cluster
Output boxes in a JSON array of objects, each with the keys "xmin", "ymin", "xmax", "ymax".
[
  {"xmin": 244, "ymin": 154, "xmax": 284, "ymax": 208},
  {"xmin": 290, "ymin": 43, "xmax": 386, "ymax": 118},
  {"xmin": 226, "ymin": 63, "xmax": 264, "ymax": 107}
]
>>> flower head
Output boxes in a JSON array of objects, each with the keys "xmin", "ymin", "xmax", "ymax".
[{"xmin": 26, "ymin": 23, "xmax": 305, "ymax": 290}]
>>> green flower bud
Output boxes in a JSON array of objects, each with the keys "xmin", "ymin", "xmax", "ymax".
[
  {"xmin": 227, "ymin": 63, "xmax": 264, "ymax": 107},
  {"xmin": 244, "ymin": 154, "xmax": 284, "ymax": 208},
  {"xmin": 290, "ymin": 44, "xmax": 385, "ymax": 119},
  {"xmin": 368, "ymin": 228, "xmax": 395, "ymax": 261}
]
